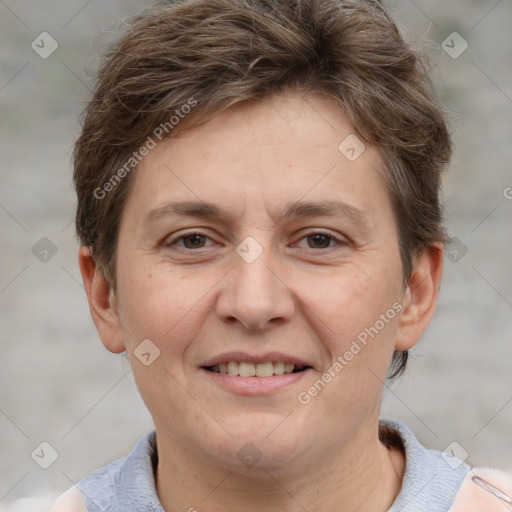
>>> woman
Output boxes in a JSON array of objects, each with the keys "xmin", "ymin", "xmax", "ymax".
[{"xmin": 52, "ymin": 0, "xmax": 511, "ymax": 510}]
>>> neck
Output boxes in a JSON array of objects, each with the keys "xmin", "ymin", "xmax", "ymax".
[{"xmin": 155, "ymin": 420, "xmax": 405, "ymax": 512}]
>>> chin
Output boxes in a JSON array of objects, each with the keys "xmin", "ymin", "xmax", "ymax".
[{"xmin": 207, "ymin": 414, "xmax": 310, "ymax": 473}]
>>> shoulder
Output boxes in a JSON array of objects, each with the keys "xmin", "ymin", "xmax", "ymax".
[
  {"xmin": 450, "ymin": 468, "xmax": 512, "ymax": 511},
  {"xmin": 48, "ymin": 486, "xmax": 88, "ymax": 512}
]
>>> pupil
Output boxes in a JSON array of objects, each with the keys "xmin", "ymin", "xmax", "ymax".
[
  {"xmin": 309, "ymin": 234, "xmax": 330, "ymax": 248},
  {"xmin": 185, "ymin": 234, "xmax": 205, "ymax": 248}
]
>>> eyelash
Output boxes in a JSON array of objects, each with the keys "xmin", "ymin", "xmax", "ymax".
[{"xmin": 165, "ymin": 230, "xmax": 347, "ymax": 251}]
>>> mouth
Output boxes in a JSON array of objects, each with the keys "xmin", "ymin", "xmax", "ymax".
[
  {"xmin": 203, "ymin": 361, "xmax": 312, "ymax": 377},
  {"xmin": 200, "ymin": 353, "xmax": 314, "ymax": 395}
]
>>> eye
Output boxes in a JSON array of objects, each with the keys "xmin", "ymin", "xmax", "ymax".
[
  {"xmin": 294, "ymin": 232, "xmax": 346, "ymax": 250},
  {"xmin": 167, "ymin": 231, "xmax": 215, "ymax": 250},
  {"xmin": 306, "ymin": 233, "xmax": 334, "ymax": 249}
]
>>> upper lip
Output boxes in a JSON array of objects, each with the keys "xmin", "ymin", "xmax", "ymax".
[{"xmin": 201, "ymin": 351, "xmax": 313, "ymax": 368}]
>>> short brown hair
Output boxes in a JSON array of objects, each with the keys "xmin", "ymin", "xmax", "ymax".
[{"xmin": 73, "ymin": 0, "xmax": 452, "ymax": 378}]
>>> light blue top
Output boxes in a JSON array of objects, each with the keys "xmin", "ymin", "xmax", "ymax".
[{"xmin": 77, "ymin": 420, "xmax": 471, "ymax": 511}]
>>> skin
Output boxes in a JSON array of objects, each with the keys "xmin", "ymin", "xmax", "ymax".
[{"xmin": 77, "ymin": 92, "xmax": 443, "ymax": 512}]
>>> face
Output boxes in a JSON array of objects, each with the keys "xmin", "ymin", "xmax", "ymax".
[{"xmin": 83, "ymin": 93, "xmax": 440, "ymax": 474}]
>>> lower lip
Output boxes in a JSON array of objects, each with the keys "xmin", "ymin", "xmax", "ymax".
[{"xmin": 201, "ymin": 368, "xmax": 311, "ymax": 396}]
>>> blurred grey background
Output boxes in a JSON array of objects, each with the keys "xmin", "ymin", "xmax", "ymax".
[{"xmin": 0, "ymin": 0, "xmax": 511, "ymax": 505}]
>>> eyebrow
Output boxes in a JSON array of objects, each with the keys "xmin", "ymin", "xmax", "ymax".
[{"xmin": 143, "ymin": 199, "xmax": 372, "ymax": 230}]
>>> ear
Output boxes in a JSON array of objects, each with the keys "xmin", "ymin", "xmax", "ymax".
[
  {"xmin": 394, "ymin": 244, "xmax": 443, "ymax": 351},
  {"xmin": 78, "ymin": 246, "xmax": 126, "ymax": 354}
]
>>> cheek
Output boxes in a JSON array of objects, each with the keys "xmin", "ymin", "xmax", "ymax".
[
  {"xmin": 116, "ymin": 263, "xmax": 216, "ymax": 353},
  {"xmin": 115, "ymin": 266, "xmax": 219, "ymax": 417},
  {"xmin": 297, "ymin": 263, "xmax": 401, "ymax": 345},
  {"xmin": 295, "ymin": 267, "xmax": 402, "ymax": 421}
]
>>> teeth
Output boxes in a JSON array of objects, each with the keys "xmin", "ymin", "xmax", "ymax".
[
  {"xmin": 239, "ymin": 362, "xmax": 256, "ymax": 377},
  {"xmin": 255, "ymin": 362, "xmax": 274, "ymax": 377},
  {"xmin": 212, "ymin": 361, "xmax": 307, "ymax": 377},
  {"xmin": 273, "ymin": 362, "xmax": 285, "ymax": 375},
  {"xmin": 227, "ymin": 361, "xmax": 238, "ymax": 376}
]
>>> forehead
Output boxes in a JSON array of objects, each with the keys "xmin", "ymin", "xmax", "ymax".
[{"xmin": 125, "ymin": 93, "xmax": 392, "ymax": 227}]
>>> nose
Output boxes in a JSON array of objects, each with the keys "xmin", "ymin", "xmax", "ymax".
[{"xmin": 215, "ymin": 243, "xmax": 295, "ymax": 331}]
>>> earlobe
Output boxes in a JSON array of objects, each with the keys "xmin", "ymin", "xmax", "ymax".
[
  {"xmin": 78, "ymin": 247, "xmax": 126, "ymax": 354},
  {"xmin": 394, "ymin": 244, "xmax": 443, "ymax": 351}
]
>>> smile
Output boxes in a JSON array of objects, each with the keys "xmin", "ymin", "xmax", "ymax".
[{"xmin": 205, "ymin": 361, "xmax": 311, "ymax": 377}]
